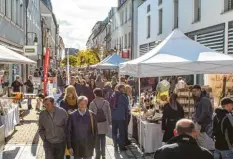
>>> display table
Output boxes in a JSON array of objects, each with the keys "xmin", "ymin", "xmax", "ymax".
[
  {"xmin": 0, "ymin": 104, "xmax": 19, "ymax": 137},
  {"xmin": 130, "ymin": 115, "xmax": 163, "ymax": 153}
]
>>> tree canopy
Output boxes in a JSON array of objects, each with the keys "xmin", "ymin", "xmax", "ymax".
[{"xmin": 61, "ymin": 55, "xmax": 78, "ymax": 66}]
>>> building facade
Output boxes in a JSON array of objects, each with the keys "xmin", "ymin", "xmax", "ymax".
[
  {"xmin": 111, "ymin": 0, "xmax": 132, "ymax": 59},
  {"xmin": 0, "ymin": 0, "xmax": 26, "ymax": 83},
  {"xmin": 137, "ymin": 0, "xmax": 233, "ymax": 84},
  {"xmin": 40, "ymin": 0, "xmax": 59, "ymax": 68},
  {"xmin": 26, "ymin": 0, "xmax": 42, "ymax": 74}
]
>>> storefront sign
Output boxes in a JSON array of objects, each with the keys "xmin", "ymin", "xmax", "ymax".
[
  {"xmin": 121, "ymin": 49, "xmax": 130, "ymax": 59},
  {"xmin": 23, "ymin": 45, "xmax": 37, "ymax": 56},
  {"xmin": 43, "ymin": 48, "xmax": 50, "ymax": 95}
]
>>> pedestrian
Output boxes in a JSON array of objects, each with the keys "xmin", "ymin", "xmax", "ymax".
[
  {"xmin": 111, "ymin": 84, "xmax": 129, "ymax": 151},
  {"xmin": 111, "ymin": 76, "xmax": 118, "ymax": 90},
  {"xmin": 89, "ymin": 88, "xmax": 111, "ymax": 159},
  {"xmin": 191, "ymin": 85, "xmax": 213, "ymax": 147},
  {"xmin": 56, "ymin": 85, "xmax": 69, "ymax": 104},
  {"xmin": 57, "ymin": 71, "xmax": 65, "ymax": 94},
  {"xmin": 38, "ymin": 96, "xmax": 68, "ymax": 159},
  {"xmin": 67, "ymin": 96, "xmax": 98, "ymax": 159},
  {"xmin": 103, "ymin": 82, "xmax": 114, "ymax": 102},
  {"xmin": 125, "ymin": 85, "xmax": 133, "ymax": 146},
  {"xmin": 162, "ymin": 93, "xmax": 184, "ymax": 143},
  {"xmin": 71, "ymin": 76, "xmax": 82, "ymax": 96},
  {"xmin": 2, "ymin": 71, "xmax": 9, "ymax": 95},
  {"xmin": 95, "ymin": 74, "xmax": 104, "ymax": 89},
  {"xmin": 60, "ymin": 85, "xmax": 79, "ymax": 159},
  {"xmin": 213, "ymin": 97, "xmax": 233, "ymax": 159},
  {"xmin": 154, "ymin": 119, "xmax": 213, "ymax": 159},
  {"xmin": 11, "ymin": 75, "xmax": 23, "ymax": 107},
  {"xmin": 24, "ymin": 75, "xmax": 34, "ymax": 110}
]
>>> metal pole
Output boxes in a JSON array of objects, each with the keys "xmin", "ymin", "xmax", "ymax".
[
  {"xmin": 138, "ymin": 78, "xmax": 143, "ymax": 155},
  {"xmin": 66, "ymin": 48, "xmax": 70, "ymax": 85}
]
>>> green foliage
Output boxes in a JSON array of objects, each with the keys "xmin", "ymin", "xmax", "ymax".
[{"xmin": 61, "ymin": 55, "xmax": 78, "ymax": 66}]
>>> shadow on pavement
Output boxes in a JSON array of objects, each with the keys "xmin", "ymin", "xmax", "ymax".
[
  {"xmin": 3, "ymin": 147, "xmax": 20, "ymax": 159},
  {"xmin": 31, "ymin": 130, "xmax": 40, "ymax": 156}
]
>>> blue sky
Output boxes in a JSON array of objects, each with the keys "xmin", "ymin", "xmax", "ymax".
[{"xmin": 51, "ymin": 0, "xmax": 117, "ymax": 49}]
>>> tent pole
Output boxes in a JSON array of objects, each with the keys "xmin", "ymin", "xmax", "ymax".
[{"xmin": 138, "ymin": 78, "xmax": 143, "ymax": 154}]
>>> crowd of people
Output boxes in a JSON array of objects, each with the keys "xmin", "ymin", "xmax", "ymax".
[{"xmin": 35, "ymin": 68, "xmax": 233, "ymax": 159}]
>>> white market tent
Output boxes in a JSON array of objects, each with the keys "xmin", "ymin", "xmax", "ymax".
[
  {"xmin": 119, "ymin": 29, "xmax": 233, "ymax": 77},
  {"xmin": 92, "ymin": 53, "xmax": 126, "ymax": 69},
  {"xmin": 0, "ymin": 45, "xmax": 36, "ymax": 64}
]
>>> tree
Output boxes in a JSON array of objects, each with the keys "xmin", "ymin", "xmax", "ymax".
[
  {"xmin": 61, "ymin": 55, "xmax": 78, "ymax": 66},
  {"xmin": 76, "ymin": 49, "xmax": 101, "ymax": 66}
]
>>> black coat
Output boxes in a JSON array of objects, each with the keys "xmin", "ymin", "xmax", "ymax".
[
  {"xmin": 154, "ymin": 134, "xmax": 213, "ymax": 159},
  {"xmin": 66, "ymin": 110, "xmax": 97, "ymax": 157},
  {"xmin": 24, "ymin": 80, "xmax": 34, "ymax": 93},
  {"xmin": 162, "ymin": 103, "xmax": 184, "ymax": 142}
]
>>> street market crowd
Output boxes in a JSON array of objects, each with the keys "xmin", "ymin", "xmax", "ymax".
[{"xmin": 8, "ymin": 67, "xmax": 232, "ymax": 159}]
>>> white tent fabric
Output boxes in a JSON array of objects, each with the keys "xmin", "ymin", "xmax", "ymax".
[
  {"xmin": 0, "ymin": 45, "xmax": 36, "ymax": 64},
  {"xmin": 119, "ymin": 29, "xmax": 233, "ymax": 77}
]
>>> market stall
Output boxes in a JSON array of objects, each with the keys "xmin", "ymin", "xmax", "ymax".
[
  {"xmin": 119, "ymin": 29, "xmax": 233, "ymax": 153},
  {"xmin": 91, "ymin": 53, "xmax": 125, "ymax": 69}
]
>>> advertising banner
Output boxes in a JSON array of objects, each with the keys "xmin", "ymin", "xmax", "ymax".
[{"xmin": 43, "ymin": 48, "xmax": 50, "ymax": 95}]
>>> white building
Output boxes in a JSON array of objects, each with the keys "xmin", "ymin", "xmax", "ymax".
[
  {"xmin": 137, "ymin": 0, "xmax": 233, "ymax": 84},
  {"xmin": 111, "ymin": 0, "xmax": 132, "ymax": 59},
  {"xmin": 138, "ymin": 0, "xmax": 233, "ymax": 56}
]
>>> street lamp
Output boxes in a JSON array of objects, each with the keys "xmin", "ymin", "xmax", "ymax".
[{"xmin": 26, "ymin": 32, "xmax": 38, "ymax": 45}]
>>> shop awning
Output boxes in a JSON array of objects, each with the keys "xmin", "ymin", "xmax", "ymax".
[{"xmin": 0, "ymin": 45, "xmax": 36, "ymax": 64}]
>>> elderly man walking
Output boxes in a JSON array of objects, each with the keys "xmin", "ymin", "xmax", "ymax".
[{"xmin": 38, "ymin": 96, "xmax": 68, "ymax": 159}]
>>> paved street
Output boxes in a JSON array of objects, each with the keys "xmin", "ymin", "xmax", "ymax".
[{"xmin": 2, "ymin": 100, "xmax": 154, "ymax": 159}]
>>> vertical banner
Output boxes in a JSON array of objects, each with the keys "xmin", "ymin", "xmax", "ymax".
[
  {"xmin": 43, "ymin": 48, "xmax": 50, "ymax": 95},
  {"xmin": 66, "ymin": 48, "xmax": 70, "ymax": 85}
]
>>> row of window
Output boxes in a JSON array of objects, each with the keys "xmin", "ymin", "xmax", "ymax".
[
  {"xmin": 146, "ymin": 0, "xmax": 233, "ymax": 38},
  {"xmin": 113, "ymin": 32, "xmax": 131, "ymax": 50},
  {"xmin": 0, "ymin": 0, "xmax": 24, "ymax": 28},
  {"xmin": 111, "ymin": 3, "xmax": 132, "ymax": 32}
]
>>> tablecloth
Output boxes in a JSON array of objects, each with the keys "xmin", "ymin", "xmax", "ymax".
[
  {"xmin": 0, "ymin": 104, "xmax": 19, "ymax": 137},
  {"xmin": 137, "ymin": 119, "xmax": 163, "ymax": 153},
  {"xmin": 130, "ymin": 115, "xmax": 163, "ymax": 153}
]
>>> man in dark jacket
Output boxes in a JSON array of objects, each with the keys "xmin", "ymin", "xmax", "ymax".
[
  {"xmin": 111, "ymin": 84, "xmax": 129, "ymax": 151},
  {"xmin": 154, "ymin": 119, "xmax": 213, "ymax": 159},
  {"xmin": 213, "ymin": 97, "xmax": 233, "ymax": 159},
  {"xmin": 191, "ymin": 85, "xmax": 213, "ymax": 147}
]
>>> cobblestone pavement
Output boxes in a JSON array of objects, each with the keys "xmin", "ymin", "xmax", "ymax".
[{"xmin": 3, "ymin": 99, "xmax": 154, "ymax": 159}]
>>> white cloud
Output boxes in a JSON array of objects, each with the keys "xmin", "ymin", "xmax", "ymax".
[{"xmin": 51, "ymin": 0, "xmax": 117, "ymax": 50}]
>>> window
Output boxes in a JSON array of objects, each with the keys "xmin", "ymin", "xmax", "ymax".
[
  {"xmin": 174, "ymin": 0, "xmax": 179, "ymax": 29},
  {"xmin": 12, "ymin": 0, "xmax": 16, "ymax": 23},
  {"xmin": 125, "ymin": 34, "xmax": 127, "ymax": 48},
  {"xmin": 129, "ymin": 3, "xmax": 132, "ymax": 20},
  {"xmin": 147, "ymin": 16, "xmax": 151, "ymax": 38},
  {"xmin": 125, "ymin": 7, "xmax": 128, "ymax": 22},
  {"xmin": 0, "ymin": 0, "xmax": 5, "ymax": 14},
  {"xmin": 158, "ymin": 0, "xmax": 162, "ymax": 5},
  {"xmin": 16, "ymin": 0, "xmax": 19, "ymax": 25},
  {"xmin": 147, "ymin": 5, "xmax": 151, "ymax": 13},
  {"xmin": 6, "ymin": 0, "xmax": 11, "ymax": 18},
  {"xmin": 224, "ymin": 0, "xmax": 233, "ymax": 12},
  {"xmin": 158, "ymin": 9, "xmax": 163, "ymax": 34},
  {"xmin": 121, "ymin": 36, "xmax": 123, "ymax": 49},
  {"xmin": 128, "ymin": 32, "xmax": 131, "ymax": 47},
  {"xmin": 194, "ymin": 0, "xmax": 201, "ymax": 22},
  {"xmin": 20, "ymin": 3, "xmax": 23, "ymax": 28},
  {"xmin": 119, "ymin": 38, "xmax": 121, "ymax": 49}
]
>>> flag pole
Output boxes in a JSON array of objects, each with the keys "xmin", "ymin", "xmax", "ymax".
[{"xmin": 67, "ymin": 48, "xmax": 70, "ymax": 85}]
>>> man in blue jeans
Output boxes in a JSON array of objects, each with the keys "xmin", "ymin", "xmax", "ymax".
[
  {"xmin": 213, "ymin": 97, "xmax": 233, "ymax": 159},
  {"xmin": 111, "ymin": 85, "xmax": 129, "ymax": 151}
]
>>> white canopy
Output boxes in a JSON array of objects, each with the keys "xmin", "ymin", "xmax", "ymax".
[
  {"xmin": 119, "ymin": 29, "xmax": 233, "ymax": 77},
  {"xmin": 0, "ymin": 45, "xmax": 36, "ymax": 64}
]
